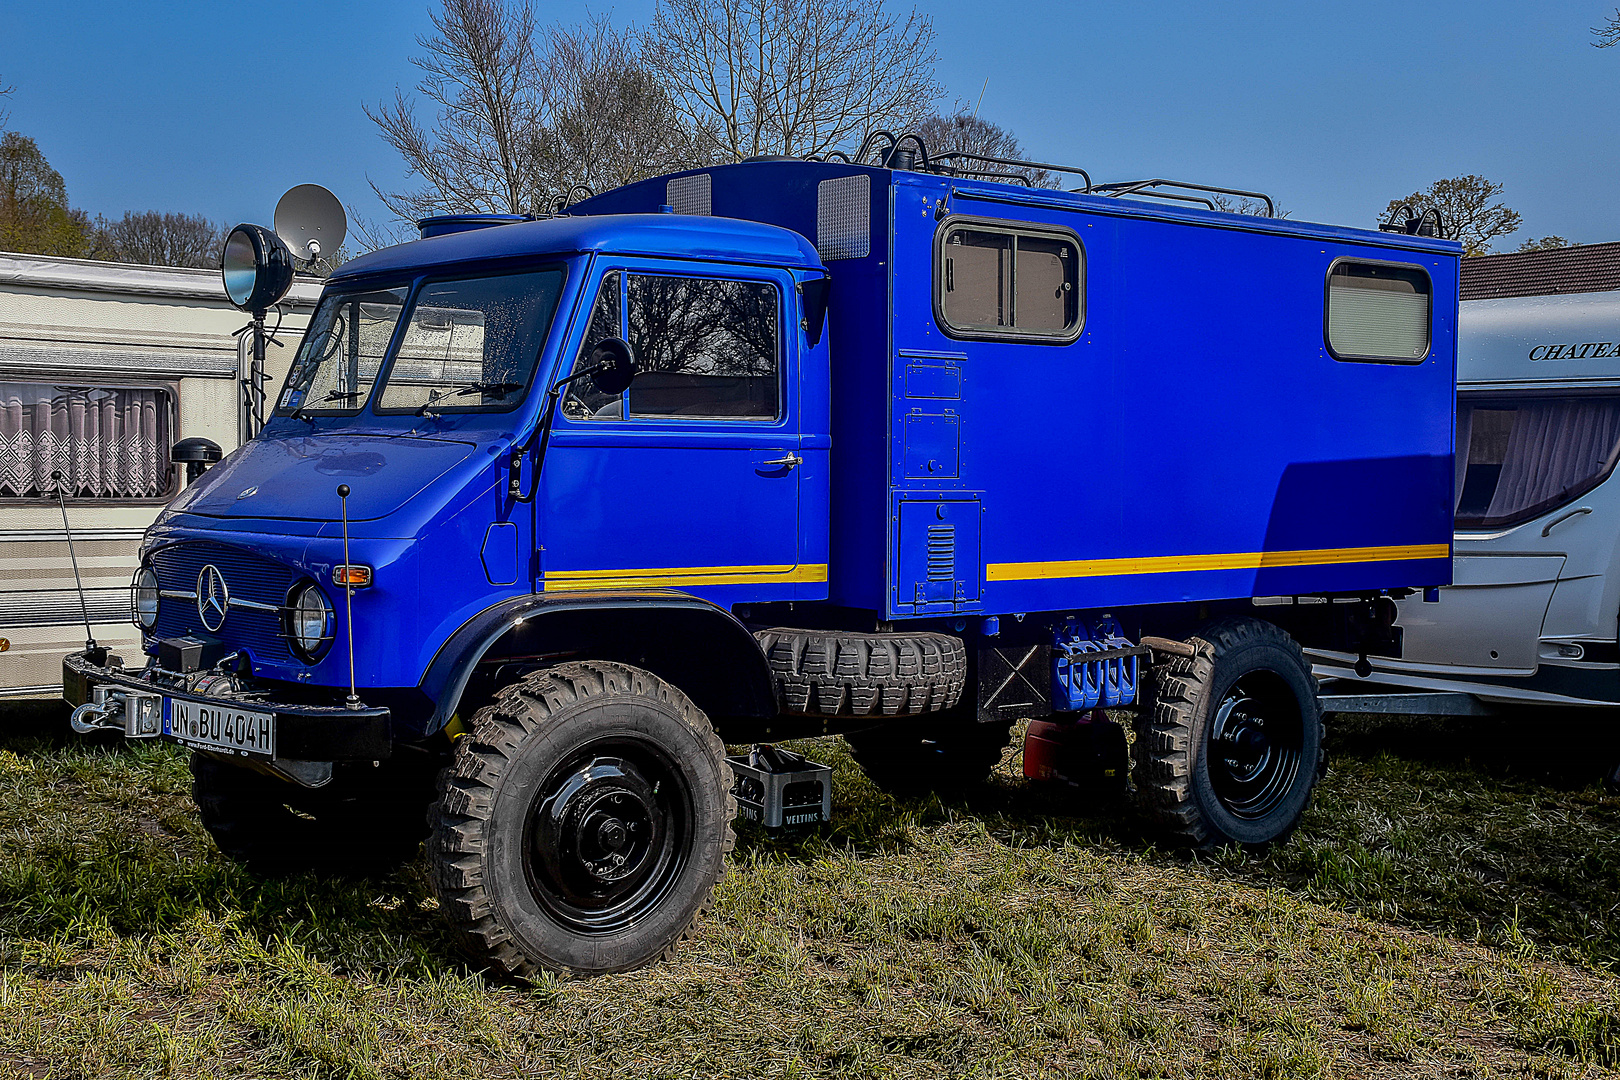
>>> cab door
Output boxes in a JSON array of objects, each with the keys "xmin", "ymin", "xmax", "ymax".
[{"xmin": 537, "ymin": 260, "xmax": 817, "ymax": 601}]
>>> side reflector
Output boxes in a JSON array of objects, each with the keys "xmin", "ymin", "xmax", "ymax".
[{"xmin": 333, "ymin": 565, "xmax": 372, "ymax": 587}]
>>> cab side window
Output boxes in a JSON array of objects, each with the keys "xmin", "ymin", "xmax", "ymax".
[
  {"xmin": 628, "ymin": 275, "xmax": 779, "ymax": 420},
  {"xmin": 568, "ymin": 271, "xmax": 780, "ymax": 421}
]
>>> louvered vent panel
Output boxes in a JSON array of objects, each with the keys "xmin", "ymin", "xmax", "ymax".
[
  {"xmin": 666, "ymin": 174, "xmax": 712, "ymax": 215},
  {"xmin": 817, "ymin": 175, "xmax": 870, "ymax": 260},
  {"xmin": 925, "ymin": 524, "xmax": 955, "ymax": 581}
]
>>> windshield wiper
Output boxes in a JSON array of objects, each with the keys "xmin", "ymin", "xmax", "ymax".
[
  {"xmin": 416, "ymin": 381, "xmax": 525, "ymax": 416},
  {"xmin": 291, "ymin": 388, "xmax": 365, "ymax": 422}
]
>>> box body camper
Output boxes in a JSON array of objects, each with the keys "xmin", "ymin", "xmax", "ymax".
[
  {"xmin": 61, "ymin": 154, "xmax": 1460, "ymax": 976},
  {"xmin": 0, "ymin": 253, "xmax": 315, "ymax": 696}
]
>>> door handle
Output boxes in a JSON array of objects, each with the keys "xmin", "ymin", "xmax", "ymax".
[
  {"xmin": 757, "ymin": 452, "xmax": 803, "ymax": 470},
  {"xmin": 1542, "ymin": 506, "xmax": 1592, "ymax": 537}
]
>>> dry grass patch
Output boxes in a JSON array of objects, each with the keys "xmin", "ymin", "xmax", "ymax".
[{"xmin": 0, "ymin": 703, "xmax": 1617, "ymax": 1078}]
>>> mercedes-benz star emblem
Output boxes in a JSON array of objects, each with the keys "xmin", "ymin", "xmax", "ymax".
[{"xmin": 197, "ymin": 565, "xmax": 230, "ymax": 632}]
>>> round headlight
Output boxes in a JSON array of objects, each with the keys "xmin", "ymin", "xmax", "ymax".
[
  {"xmin": 132, "ymin": 566, "xmax": 159, "ymax": 631},
  {"xmin": 290, "ymin": 584, "xmax": 333, "ymax": 659},
  {"xmin": 221, "ymin": 223, "xmax": 295, "ymax": 313}
]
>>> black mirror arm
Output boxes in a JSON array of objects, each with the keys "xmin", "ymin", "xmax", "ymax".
[{"xmin": 508, "ymin": 363, "xmax": 610, "ymax": 503}]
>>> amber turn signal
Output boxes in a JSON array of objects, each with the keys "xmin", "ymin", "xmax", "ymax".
[{"xmin": 332, "ymin": 565, "xmax": 372, "ymax": 588}]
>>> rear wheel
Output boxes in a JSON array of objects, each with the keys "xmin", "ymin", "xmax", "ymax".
[
  {"xmin": 428, "ymin": 661, "xmax": 734, "ymax": 978},
  {"xmin": 1133, "ymin": 618, "xmax": 1323, "ymax": 850},
  {"xmin": 190, "ymin": 750, "xmax": 440, "ymax": 874}
]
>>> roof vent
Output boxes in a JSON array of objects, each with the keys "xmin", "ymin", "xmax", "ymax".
[
  {"xmin": 416, "ymin": 214, "xmax": 529, "ymax": 240},
  {"xmin": 666, "ymin": 174, "xmax": 712, "ymax": 216},
  {"xmin": 817, "ymin": 175, "xmax": 870, "ymax": 260}
]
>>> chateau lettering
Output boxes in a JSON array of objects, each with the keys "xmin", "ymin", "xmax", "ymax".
[{"xmin": 1529, "ymin": 341, "xmax": 1620, "ymax": 361}]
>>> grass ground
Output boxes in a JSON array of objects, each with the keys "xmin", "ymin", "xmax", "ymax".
[{"xmin": 1, "ymin": 701, "xmax": 1619, "ymax": 1078}]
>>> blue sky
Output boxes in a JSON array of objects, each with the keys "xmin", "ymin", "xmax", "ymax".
[{"xmin": 4, "ymin": 0, "xmax": 1618, "ymax": 248}]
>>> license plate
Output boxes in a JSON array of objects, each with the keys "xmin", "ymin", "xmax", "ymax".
[{"xmin": 166, "ymin": 698, "xmax": 275, "ymax": 758}]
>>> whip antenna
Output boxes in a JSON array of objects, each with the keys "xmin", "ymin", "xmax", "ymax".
[
  {"xmin": 337, "ymin": 484, "xmax": 361, "ymax": 709},
  {"xmin": 52, "ymin": 470, "xmax": 96, "ymax": 654}
]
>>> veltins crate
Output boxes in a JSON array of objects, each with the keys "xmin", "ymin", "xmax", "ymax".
[{"xmin": 726, "ymin": 744, "xmax": 832, "ymax": 828}]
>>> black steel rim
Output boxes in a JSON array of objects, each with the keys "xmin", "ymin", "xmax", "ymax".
[
  {"xmin": 1206, "ymin": 671, "xmax": 1304, "ymax": 821},
  {"xmin": 521, "ymin": 736, "xmax": 693, "ymax": 935}
]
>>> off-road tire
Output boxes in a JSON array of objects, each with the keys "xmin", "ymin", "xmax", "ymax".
[
  {"xmin": 1133, "ymin": 618, "xmax": 1323, "ymax": 850},
  {"xmin": 191, "ymin": 750, "xmax": 439, "ymax": 874},
  {"xmin": 754, "ymin": 628, "xmax": 966, "ymax": 716},
  {"xmin": 428, "ymin": 661, "xmax": 735, "ymax": 978},
  {"xmin": 844, "ymin": 714, "xmax": 1015, "ymax": 795}
]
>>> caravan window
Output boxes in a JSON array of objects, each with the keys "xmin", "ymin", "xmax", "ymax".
[
  {"xmin": 1455, "ymin": 395, "xmax": 1620, "ymax": 529},
  {"xmin": 1326, "ymin": 261, "xmax": 1431, "ymax": 362},
  {"xmin": 936, "ymin": 220, "xmax": 1083, "ymax": 341},
  {"xmin": 0, "ymin": 382, "xmax": 172, "ymax": 501}
]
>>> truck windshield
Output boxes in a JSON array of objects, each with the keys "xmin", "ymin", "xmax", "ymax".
[
  {"xmin": 276, "ymin": 286, "xmax": 409, "ymax": 415},
  {"xmin": 376, "ymin": 269, "xmax": 565, "ymax": 413}
]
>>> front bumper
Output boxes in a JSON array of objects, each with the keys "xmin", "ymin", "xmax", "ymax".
[{"xmin": 62, "ymin": 651, "xmax": 391, "ymax": 763}]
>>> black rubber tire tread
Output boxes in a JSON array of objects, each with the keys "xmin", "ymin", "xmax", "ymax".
[
  {"xmin": 844, "ymin": 717, "xmax": 1015, "ymax": 795},
  {"xmin": 427, "ymin": 660, "xmax": 735, "ymax": 979},
  {"xmin": 1132, "ymin": 618, "xmax": 1323, "ymax": 851},
  {"xmin": 754, "ymin": 627, "xmax": 967, "ymax": 716},
  {"xmin": 190, "ymin": 751, "xmax": 438, "ymax": 875}
]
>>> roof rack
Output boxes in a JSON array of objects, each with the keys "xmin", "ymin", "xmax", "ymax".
[
  {"xmin": 930, "ymin": 151, "xmax": 1092, "ymax": 191},
  {"xmin": 791, "ymin": 131, "xmax": 1277, "ymax": 220},
  {"xmin": 1087, "ymin": 179, "xmax": 1275, "ymax": 218}
]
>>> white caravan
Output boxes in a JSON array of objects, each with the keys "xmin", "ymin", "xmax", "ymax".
[
  {"xmin": 1313, "ymin": 287, "xmax": 1620, "ymax": 711},
  {"xmin": 0, "ymin": 253, "xmax": 317, "ymax": 696}
]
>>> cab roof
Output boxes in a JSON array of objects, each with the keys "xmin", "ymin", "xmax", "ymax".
[{"xmin": 331, "ymin": 212, "xmax": 823, "ymax": 280}]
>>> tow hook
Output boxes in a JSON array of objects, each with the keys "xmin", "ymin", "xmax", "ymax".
[{"xmin": 69, "ymin": 686, "xmax": 162, "ymax": 738}]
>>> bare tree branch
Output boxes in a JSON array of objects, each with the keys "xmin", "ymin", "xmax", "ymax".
[
  {"xmin": 1594, "ymin": 8, "xmax": 1620, "ymax": 46},
  {"xmin": 644, "ymin": 0, "xmax": 943, "ymax": 162},
  {"xmin": 913, "ymin": 111, "xmax": 1055, "ymax": 187},
  {"xmin": 541, "ymin": 17, "xmax": 714, "ymax": 198},
  {"xmin": 367, "ymin": 3, "xmax": 709, "ymax": 227},
  {"xmin": 101, "ymin": 211, "xmax": 223, "ymax": 268},
  {"xmin": 365, "ymin": 0, "xmax": 550, "ymax": 219}
]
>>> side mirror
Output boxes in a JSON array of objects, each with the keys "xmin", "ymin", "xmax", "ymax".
[
  {"xmin": 172, "ymin": 437, "xmax": 222, "ymax": 483},
  {"xmin": 587, "ymin": 337, "xmax": 636, "ymax": 397}
]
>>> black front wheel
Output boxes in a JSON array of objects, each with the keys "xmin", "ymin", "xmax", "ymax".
[
  {"xmin": 1134, "ymin": 618, "xmax": 1323, "ymax": 849},
  {"xmin": 429, "ymin": 661, "xmax": 734, "ymax": 977}
]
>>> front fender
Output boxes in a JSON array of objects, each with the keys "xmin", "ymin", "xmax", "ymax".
[{"xmin": 416, "ymin": 589, "xmax": 776, "ymax": 734}]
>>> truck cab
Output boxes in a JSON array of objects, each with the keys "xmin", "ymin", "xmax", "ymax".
[{"xmin": 64, "ymin": 152, "xmax": 1460, "ymax": 978}]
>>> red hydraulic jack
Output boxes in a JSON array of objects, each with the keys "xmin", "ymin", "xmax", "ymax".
[{"xmin": 1024, "ymin": 710, "xmax": 1130, "ymax": 797}]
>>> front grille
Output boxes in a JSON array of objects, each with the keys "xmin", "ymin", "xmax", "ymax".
[{"xmin": 149, "ymin": 542, "xmax": 298, "ymax": 664}]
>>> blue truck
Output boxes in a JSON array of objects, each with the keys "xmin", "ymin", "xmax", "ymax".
[{"xmin": 62, "ymin": 146, "xmax": 1459, "ymax": 976}]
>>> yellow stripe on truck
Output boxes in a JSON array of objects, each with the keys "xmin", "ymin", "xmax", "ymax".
[
  {"xmin": 542, "ymin": 563, "xmax": 829, "ymax": 591},
  {"xmin": 985, "ymin": 543, "xmax": 1450, "ymax": 583}
]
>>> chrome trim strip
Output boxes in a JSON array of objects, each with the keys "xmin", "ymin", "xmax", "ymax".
[
  {"xmin": 159, "ymin": 590, "xmax": 196, "ymax": 599},
  {"xmin": 229, "ymin": 598, "xmax": 281, "ymax": 612}
]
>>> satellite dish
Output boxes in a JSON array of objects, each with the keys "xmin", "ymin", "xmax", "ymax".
[{"xmin": 274, "ymin": 184, "xmax": 347, "ymax": 263}]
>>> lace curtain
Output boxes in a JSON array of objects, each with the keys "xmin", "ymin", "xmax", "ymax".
[{"xmin": 0, "ymin": 383, "xmax": 170, "ymax": 498}]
